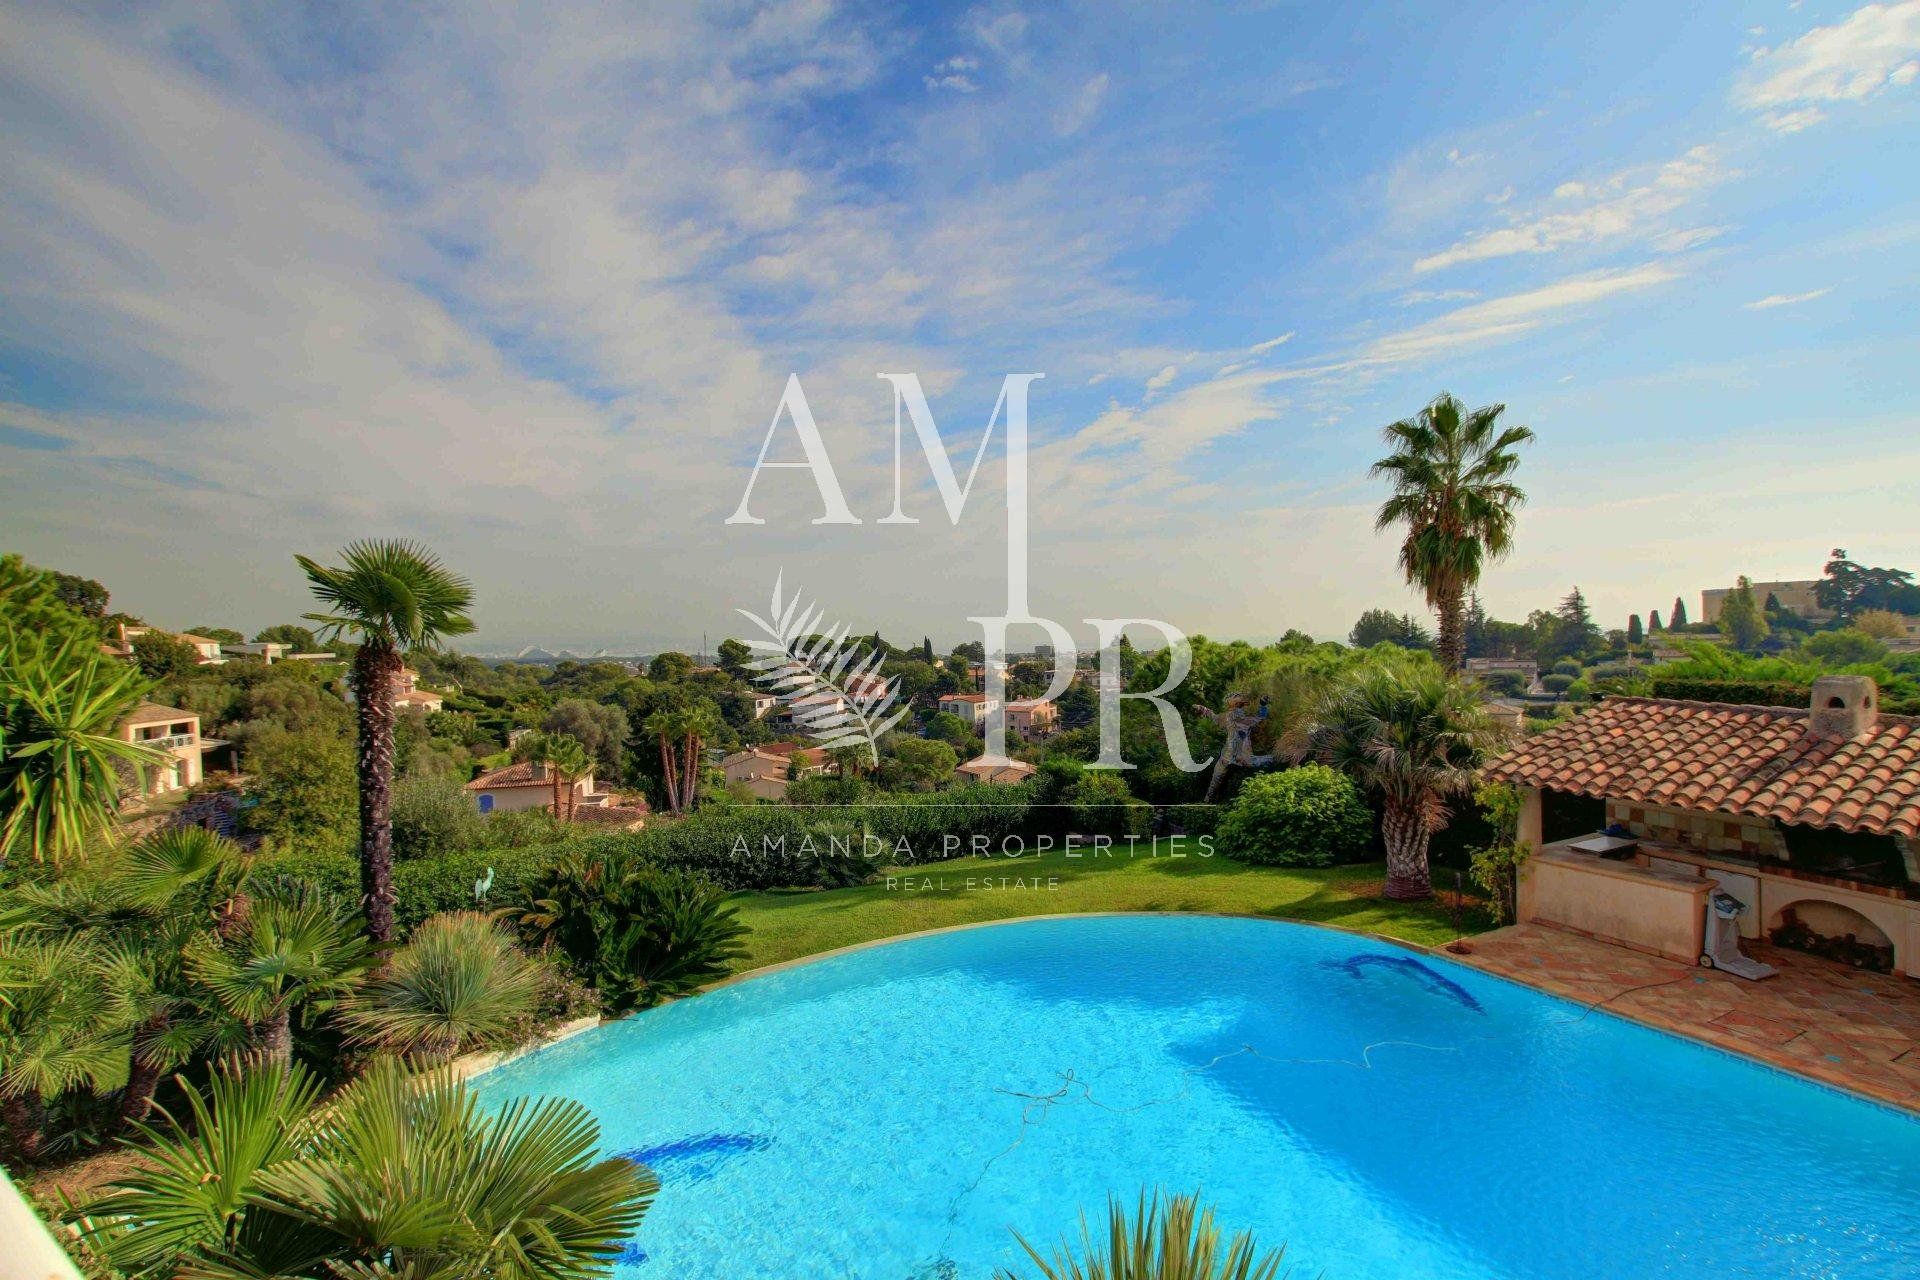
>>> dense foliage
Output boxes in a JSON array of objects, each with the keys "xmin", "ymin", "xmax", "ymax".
[{"xmin": 1217, "ymin": 765, "xmax": 1372, "ymax": 867}]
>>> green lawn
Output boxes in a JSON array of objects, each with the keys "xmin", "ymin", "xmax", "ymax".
[{"xmin": 726, "ymin": 838, "xmax": 1482, "ymax": 973}]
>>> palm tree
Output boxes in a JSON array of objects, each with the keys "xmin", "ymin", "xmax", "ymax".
[
  {"xmin": 1315, "ymin": 664, "xmax": 1500, "ymax": 900},
  {"xmin": 297, "ymin": 540, "xmax": 474, "ymax": 944},
  {"xmin": 645, "ymin": 702, "xmax": 716, "ymax": 815},
  {"xmin": 75, "ymin": 1056, "xmax": 657, "ymax": 1279},
  {"xmin": 0, "ymin": 933, "xmax": 126, "ymax": 1159},
  {"xmin": 1, "ymin": 629, "xmax": 165, "ymax": 863},
  {"xmin": 187, "ymin": 880, "xmax": 373, "ymax": 1065},
  {"xmin": 335, "ymin": 912, "xmax": 545, "ymax": 1062},
  {"xmin": 1372, "ymin": 394, "xmax": 1534, "ymax": 672},
  {"xmin": 516, "ymin": 730, "xmax": 592, "ymax": 820},
  {"xmin": 1000, "ymin": 1191, "xmax": 1287, "ymax": 1280}
]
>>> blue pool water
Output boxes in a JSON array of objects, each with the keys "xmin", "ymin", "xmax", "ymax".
[{"xmin": 474, "ymin": 915, "xmax": 1920, "ymax": 1278}]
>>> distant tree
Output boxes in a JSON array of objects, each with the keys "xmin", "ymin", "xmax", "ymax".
[
  {"xmin": 1549, "ymin": 587, "xmax": 1601, "ymax": 659},
  {"xmin": 951, "ymin": 640, "xmax": 985, "ymax": 663},
  {"xmin": 1802, "ymin": 629, "xmax": 1890, "ymax": 667},
  {"xmin": 1372, "ymin": 393, "xmax": 1534, "ymax": 671},
  {"xmin": 715, "ymin": 638, "xmax": 752, "ymax": 677},
  {"xmin": 254, "ymin": 623, "xmax": 320, "ymax": 652},
  {"xmin": 921, "ymin": 637, "xmax": 935, "ymax": 663},
  {"xmin": 1670, "ymin": 597, "xmax": 1688, "ymax": 629},
  {"xmin": 924, "ymin": 710, "xmax": 976, "ymax": 749},
  {"xmin": 1816, "ymin": 548, "xmax": 1918, "ymax": 620},
  {"xmin": 186, "ymin": 626, "xmax": 245, "ymax": 645},
  {"xmin": 50, "ymin": 571, "xmax": 109, "ymax": 619},
  {"xmin": 1718, "ymin": 576, "xmax": 1770, "ymax": 651},
  {"xmin": 1647, "ymin": 609, "xmax": 1664, "ymax": 632},
  {"xmin": 880, "ymin": 737, "xmax": 957, "ymax": 791},
  {"xmin": 649, "ymin": 651, "xmax": 695, "ymax": 682},
  {"xmin": 1349, "ymin": 608, "xmax": 1433, "ymax": 650},
  {"xmin": 131, "ymin": 630, "xmax": 201, "ymax": 680},
  {"xmin": 246, "ymin": 730, "xmax": 358, "ymax": 857},
  {"xmin": 1763, "ymin": 592, "xmax": 1783, "ymax": 613},
  {"xmin": 1854, "ymin": 609, "xmax": 1909, "ymax": 640},
  {"xmin": 541, "ymin": 698, "xmax": 631, "ymax": 779},
  {"xmin": 1626, "ymin": 613, "xmax": 1644, "ymax": 645}
]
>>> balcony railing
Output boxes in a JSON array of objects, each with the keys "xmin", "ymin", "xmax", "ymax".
[{"xmin": 139, "ymin": 732, "xmax": 196, "ymax": 751}]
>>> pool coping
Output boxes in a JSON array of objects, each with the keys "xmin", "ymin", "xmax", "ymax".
[{"xmin": 469, "ymin": 910, "xmax": 1920, "ymax": 1117}]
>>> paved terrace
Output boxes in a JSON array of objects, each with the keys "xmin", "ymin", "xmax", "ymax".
[{"xmin": 1450, "ymin": 923, "xmax": 1920, "ymax": 1112}]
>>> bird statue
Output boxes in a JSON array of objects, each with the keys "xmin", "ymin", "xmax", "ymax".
[{"xmin": 473, "ymin": 865, "xmax": 495, "ymax": 904}]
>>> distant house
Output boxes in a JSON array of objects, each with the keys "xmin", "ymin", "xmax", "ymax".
[
  {"xmin": 1701, "ymin": 578, "xmax": 1830, "ymax": 624},
  {"xmin": 219, "ymin": 641, "xmax": 331, "ymax": 664},
  {"xmin": 1006, "ymin": 699, "xmax": 1057, "ymax": 737},
  {"xmin": 101, "ymin": 623, "xmax": 226, "ymax": 666},
  {"xmin": 749, "ymin": 693, "xmax": 780, "ymax": 720},
  {"xmin": 956, "ymin": 757, "xmax": 1035, "ymax": 785},
  {"xmin": 782, "ymin": 691, "xmax": 845, "ymax": 728},
  {"xmin": 938, "ymin": 692, "xmax": 989, "ymax": 727},
  {"xmin": 721, "ymin": 742, "xmax": 827, "ymax": 800},
  {"xmin": 463, "ymin": 758, "xmax": 646, "ymax": 828},
  {"xmin": 119, "ymin": 702, "xmax": 207, "ymax": 799},
  {"xmin": 844, "ymin": 671, "xmax": 892, "ymax": 700},
  {"xmin": 392, "ymin": 669, "xmax": 445, "ymax": 714}
]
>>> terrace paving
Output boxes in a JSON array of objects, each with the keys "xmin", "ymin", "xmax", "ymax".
[{"xmin": 1450, "ymin": 922, "xmax": 1920, "ymax": 1112}]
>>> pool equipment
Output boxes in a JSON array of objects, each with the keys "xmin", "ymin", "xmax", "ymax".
[{"xmin": 1700, "ymin": 891, "xmax": 1777, "ymax": 980}]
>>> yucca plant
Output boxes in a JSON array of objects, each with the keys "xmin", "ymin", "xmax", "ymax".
[
  {"xmin": 73, "ymin": 1055, "xmax": 657, "ymax": 1279},
  {"xmin": 187, "ymin": 879, "xmax": 373, "ymax": 1065},
  {"xmin": 1001, "ymin": 1191, "xmax": 1288, "ymax": 1280},
  {"xmin": 335, "ymin": 911, "xmax": 545, "ymax": 1061}
]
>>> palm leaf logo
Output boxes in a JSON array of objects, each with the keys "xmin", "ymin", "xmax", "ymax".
[{"xmin": 735, "ymin": 572, "xmax": 908, "ymax": 765}]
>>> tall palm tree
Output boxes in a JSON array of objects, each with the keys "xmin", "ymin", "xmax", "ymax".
[
  {"xmin": 297, "ymin": 540, "xmax": 474, "ymax": 944},
  {"xmin": 645, "ymin": 702, "xmax": 716, "ymax": 815},
  {"xmin": 75, "ymin": 1056, "xmax": 657, "ymax": 1279},
  {"xmin": 1315, "ymin": 664, "xmax": 1500, "ymax": 901},
  {"xmin": 1, "ymin": 629, "xmax": 164, "ymax": 863},
  {"xmin": 187, "ymin": 880, "xmax": 373, "ymax": 1065},
  {"xmin": 1372, "ymin": 394, "xmax": 1534, "ymax": 672}
]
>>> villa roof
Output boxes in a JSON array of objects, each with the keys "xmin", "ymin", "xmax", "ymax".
[
  {"xmin": 466, "ymin": 759, "xmax": 592, "ymax": 791},
  {"xmin": 173, "ymin": 633, "xmax": 220, "ymax": 646},
  {"xmin": 941, "ymin": 693, "xmax": 989, "ymax": 703},
  {"xmin": 124, "ymin": 701, "xmax": 197, "ymax": 725},
  {"xmin": 1483, "ymin": 696, "xmax": 1920, "ymax": 838}
]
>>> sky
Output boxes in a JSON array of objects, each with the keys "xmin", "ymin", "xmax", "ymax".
[{"xmin": 1, "ymin": 0, "xmax": 1917, "ymax": 654}]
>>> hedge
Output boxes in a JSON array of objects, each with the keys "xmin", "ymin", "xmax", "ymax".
[
  {"xmin": 1648, "ymin": 675, "xmax": 1920, "ymax": 715},
  {"xmin": 249, "ymin": 843, "xmax": 557, "ymax": 933}
]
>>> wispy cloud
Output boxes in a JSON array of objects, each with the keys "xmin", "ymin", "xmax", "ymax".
[
  {"xmin": 1053, "ymin": 72, "xmax": 1111, "ymax": 135},
  {"xmin": 1414, "ymin": 146, "xmax": 1722, "ymax": 273},
  {"xmin": 1744, "ymin": 287, "xmax": 1833, "ymax": 309},
  {"xmin": 1361, "ymin": 264, "xmax": 1680, "ymax": 365},
  {"xmin": 1249, "ymin": 331, "xmax": 1295, "ymax": 354},
  {"xmin": 1737, "ymin": 0, "xmax": 1920, "ymax": 131}
]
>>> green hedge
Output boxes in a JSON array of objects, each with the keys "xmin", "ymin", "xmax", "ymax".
[
  {"xmin": 1648, "ymin": 675, "xmax": 1920, "ymax": 714},
  {"xmin": 250, "ymin": 843, "xmax": 556, "ymax": 933}
]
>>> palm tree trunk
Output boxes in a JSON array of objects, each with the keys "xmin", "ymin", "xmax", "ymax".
[
  {"xmin": 353, "ymin": 641, "xmax": 402, "ymax": 945},
  {"xmin": 680, "ymin": 732, "xmax": 698, "ymax": 812},
  {"xmin": 659, "ymin": 733, "xmax": 680, "ymax": 815},
  {"xmin": 259, "ymin": 1008, "xmax": 293, "ymax": 1067},
  {"xmin": 1381, "ymin": 799, "xmax": 1434, "ymax": 900},
  {"xmin": 3, "ymin": 1091, "xmax": 47, "ymax": 1161},
  {"xmin": 120, "ymin": 1019, "xmax": 169, "ymax": 1125},
  {"xmin": 1436, "ymin": 589, "xmax": 1467, "ymax": 673}
]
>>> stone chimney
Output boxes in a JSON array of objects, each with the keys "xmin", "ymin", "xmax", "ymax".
[
  {"xmin": 529, "ymin": 760, "xmax": 547, "ymax": 780},
  {"xmin": 1808, "ymin": 675, "xmax": 1878, "ymax": 739}
]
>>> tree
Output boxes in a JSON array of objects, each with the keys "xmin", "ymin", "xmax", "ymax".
[
  {"xmin": 1, "ymin": 554, "xmax": 99, "ymax": 643},
  {"xmin": 542, "ymin": 697, "xmax": 631, "ymax": 779},
  {"xmin": 517, "ymin": 730, "xmax": 593, "ymax": 820},
  {"xmin": 1817, "ymin": 548, "xmax": 1919, "ymax": 619},
  {"xmin": 1552, "ymin": 587, "xmax": 1601, "ymax": 658},
  {"xmin": 1855, "ymin": 609, "xmax": 1909, "ymax": 640},
  {"xmin": 50, "ymin": 571, "xmax": 109, "ymax": 619},
  {"xmin": 1, "ymin": 629, "xmax": 164, "ymax": 862},
  {"xmin": 130, "ymin": 629, "xmax": 201, "ymax": 680},
  {"xmin": 1626, "ymin": 614, "xmax": 1644, "ymax": 646},
  {"xmin": 921, "ymin": 636, "xmax": 936, "ymax": 663},
  {"xmin": 648, "ymin": 651, "xmax": 695, "ymax": 682},
  {"xmin": 1218, "ymin": 765, "xmax": 1372, "ymax": 867},
  {"xmin": 1670, "ymin": 596, "xmax": 1688, "ymax": 628},
  {"xmin": 1349, "ymin": 608, "xmax": 1432, "ymax": 650},
  {"xmin": 187, "ymin": 879, "xmax": 372, "ymax": 1065},
  {"xmin": 75, "ymin": 1056, "xmax": 656, "ymax": 1278},
  {"xmin": 1718, "ymin": 576, "xmax": 1770, "ymax": 651},
  {"xmin": 1371, "ymin": 393, "xmax": 1534, "ymax": 671},
  {"xmin": 254, "ymin": 623, "xmax": 320, "ymax": 651},
  {"xmin": 187, "ymin": 626, "xmax": 245, "ymax": 645},
  {"xmin": 246, "ymin": 729, "xmax": 358, "ymax": 856},
  {"xmin": 881, "ymin": 737, "xmax": 957, "ymax": 791},
  {"xmin": 297, "ymin": 540, "xmax": 475, "ymax": 945},
  {"xmin": 1802, "ymin": 629, "xmax": 1889, "ymax": 667},
  {"xmin": 1648, "ymin": 608, "xmax": 1664, "ymax": 632},
  {"xmin": 1315, "ymin": 665, "xmax": 1498, "ymax": 900},
  {"xmin": 644, "ymin": 702, "xmax": 716, "ymax": 815},
  {"xmin": 336, "ymin": 912, "xmax": 544, "ymax": 1062},
  {"xmin": 716, "ymin": 637, "xmax": 752, "ymax": 676}
]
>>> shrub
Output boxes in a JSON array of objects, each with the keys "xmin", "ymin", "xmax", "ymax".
[
  {"xmin": 508, "ymin": 853, "xmax": 747, "ymax": 1011},
  {"xmin": 1065, "ymin": 772, "xmax": 1151, "ymax": 836},
  {"xmin": 1217, "ymin": 766, "xmax": 1371, "ymax": 867},
  {"xmin": 1550, "ymin": 659, "xmax": 1582, "ymax": 677},
  {"xmin": 1003, "ymin": 1191, "xmax": 1286, "ymax": 1280},
  {"xmin": 334, "ymin": 912, "xmax": 545, "ymax": 1061},
  {"xmin": 391, "ymin": 775, "xmax": 487, "ymax": 861},
  {"xmin": 1477, "ymin": 670, "xmax": 1527, "ymax": 697},
  {"xmin": 1164, "ymin": 803, "xmax": 1219, "ymax": 837},
  {"xmin": 1539, "ymin": 673, "xmax": 1576, "ymax": 694},
  {"xmin": 391, "ymin": 844, "xmax": 555, "ymax": 932}
]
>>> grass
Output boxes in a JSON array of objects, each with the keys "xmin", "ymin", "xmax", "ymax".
[{"xmin": 727, "ymin": 837, "xmax": 1484, "ymax": 973}]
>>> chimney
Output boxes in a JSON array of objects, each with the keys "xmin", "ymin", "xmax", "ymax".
[
  {"xmin": 529, "ymin": 760, "xmax": 546, "ymax": 780},
  {"xmin": 1808, "ymin": 675, "xmax": 1878, "ymax": 739}
]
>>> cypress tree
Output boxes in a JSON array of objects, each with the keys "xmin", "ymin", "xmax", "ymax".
[
  {"xmin": 1627, "ymin": 613, "xmax": 1644, "ymax": 645},
  {"xmin": 1648, "ymin": 609, "xmax": 1663, "ymax": 632},
  {"xmin": 1671, "ymin": 597, "xmax": 1688, "ymax": 629}
]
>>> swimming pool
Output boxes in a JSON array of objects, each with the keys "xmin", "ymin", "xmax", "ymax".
[{"xmin": 474, "ymin": 915, "xmax": 1920, "ymax": 1278}]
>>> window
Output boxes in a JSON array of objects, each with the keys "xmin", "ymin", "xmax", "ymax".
[{"xmin": 477, "ymin": 794, "xmax": 494, "ymax": 814}]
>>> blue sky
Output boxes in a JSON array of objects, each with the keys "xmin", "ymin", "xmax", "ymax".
[{"xmin": 1, "ymin": 1, "xmax": 1916, "ymax": 651}]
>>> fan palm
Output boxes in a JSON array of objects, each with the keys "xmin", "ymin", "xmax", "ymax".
[
  {"xmin": 1000, "ymin": 1191, "xmax": 1288, "ymax": 1280},
  {"xmin": 0, "ymin": 932, "xmax": 127, "ymax": 1159},
  {"xmin": 187, "ymin": 880, "xmax": 373, "ymax": 1065},
  {"xmin": 1, "ymin": 628, "xmax": 165, "ymax": 862},
  {"xmin": 297, "ymin": 540, "xmax": 474, "ymax": 944},
  {"xmin": 644, "ymin": 702, "xmax": 716, "ymax": 815},
  {"xmin": 1314, "ymin": 664, "xmax": 1500, "ymax": 900},
  {"xmin": 73, "ymin": 1055, "xmax": 657, "ymax": 1279},
  {"xmin": 335, "ymin": 911, "xmax": 545, "ymax": 1062},
  {"xmin": 1372, "ymin": 394, "xmax": 1533, "ymax": 672},
  {"xmin": 519, "ymin": 730, "xmax": 593, "ymax": 820}
]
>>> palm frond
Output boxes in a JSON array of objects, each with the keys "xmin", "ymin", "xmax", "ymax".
[{"xmin": 735, "ymin": 572, "xmax": 909, "ymax": 765}]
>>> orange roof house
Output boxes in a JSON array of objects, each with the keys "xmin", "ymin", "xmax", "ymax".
[{"xmin": 1484, "ymin": 676, "xmax": 1920, "ymax": 975}]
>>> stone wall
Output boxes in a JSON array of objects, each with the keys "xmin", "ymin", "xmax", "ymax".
[{"xmin": 1605, "ymin": 799, "xmax": 1787, "ymax": 858}]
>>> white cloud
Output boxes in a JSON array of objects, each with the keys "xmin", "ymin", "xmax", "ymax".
[
  {"xmin": 1053, "ymin": 71, "xmax": 1111, "ymax": 135},
  {"xmin": 1249, "ymin": 331, "xmax": 1295, "ymax": 354},
  {"xmin": 1362, "ymin": 264, "xmax": 1679, "ymax": 365},
  {"xmin": 1397, "ymin": 288, "xmax": 1478, "ymax": 306},
  {"xmin": 1145, "ymin": 363, "xmax": 1180, "ymax": 392},
  {"xmin": 925, "ymin": 55, "xmax": 980, "ymax": 92},
  {"xmin": 1744, "ymin": 287, "xmax": 1833, "ymax": 309},
  {"xmin": 1738, "ymin": 1, "xmax": 1920, "ymax": 129},
  {"xmin": 1414, "ymin": 146, "xmax": 1723, "ymax": 273}
]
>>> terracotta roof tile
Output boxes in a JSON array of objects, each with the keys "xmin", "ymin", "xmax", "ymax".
[{"xmin": 1483, "ymin": 697, "xmax": 1920, "ymax": 838}]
